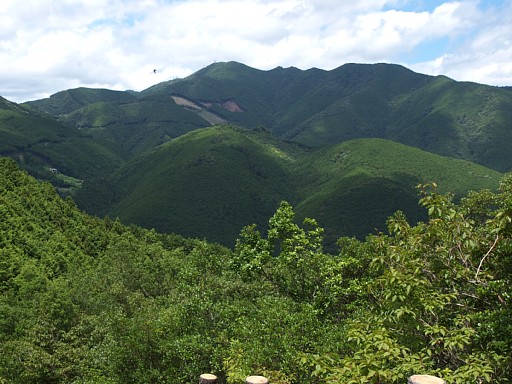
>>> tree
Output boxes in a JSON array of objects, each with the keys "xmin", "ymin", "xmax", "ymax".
[
  {"xmin": 234, "ymin": 201, "xmax": 329, "ymax": 302},
  {"xmin": 307, "ymin": 182, "xmax": 512, "ymax": 383}
]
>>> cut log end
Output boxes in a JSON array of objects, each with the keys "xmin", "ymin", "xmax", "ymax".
[
  {"xmin": 246, "ymin": 376, "xmax": 269, "ymax": 384},
  {"xmin": 408, "ymin": 375, "xmax": 446, "ymax": 384},
  {"xmin": 199, "ymin": 373, "xmax": 217, "ymax": 383}
]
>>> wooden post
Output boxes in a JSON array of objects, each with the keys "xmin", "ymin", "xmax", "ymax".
[
  {"xmin": 408, "ymin": 375, "xmax": 445, "ymax": 384},
  {"xmin": 199, "ymin": 373, "xmax": 217, "ymax": 383},
  {"xmin": 246, "ymin": 376, "xmax": 269, "ymax": 384}
]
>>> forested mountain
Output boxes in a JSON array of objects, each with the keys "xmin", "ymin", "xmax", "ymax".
[
  {"xmin": 80, "ymin": 125, "xmax": 501, "ymax": 247},
  {"xmin": 1, "ymin": 61, "xmax": 510, "ymax": 244},
  {"xmin": 138, "ymin": 62, "xmax": 512, "ymax": 172},
  {"xmin": 0, "ymin": 95, "xmax": 124, "ymax": 191},
  {"xmin": 25, "ymin": 62, "xmax": 512, "ymax": 172},
  {"xmin": 26, "ymin": 88, "xmax": 211, "ymax": 155},
  {"xmin": 1, "ymin": 157, "xmax": 511, "ymax": 383}
]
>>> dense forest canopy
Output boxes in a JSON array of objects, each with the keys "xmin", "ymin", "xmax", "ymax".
[{"xmin": 1, "ymin": 157, "xmax": 511, "ymax": 383}]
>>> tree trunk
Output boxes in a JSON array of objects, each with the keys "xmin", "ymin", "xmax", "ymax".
[
  {"xmin": 246, "ymin": 376, "xmax": 269, "ymax": 384},
  {"xmin": 199, "ymin": 373, "xmax": 217, "ymax": 383},
  {"xmin": 408, "ymin": 375, "xmax": 445, "ymax": 384}
]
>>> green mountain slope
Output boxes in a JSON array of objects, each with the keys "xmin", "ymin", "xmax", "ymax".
[
  {"xmin": 62, "ymin": 94, "xmax": 212, "ymax": 154},
  {"xmin": 26, "ymin": 87, "xmax": 138, "ymax": 115},
  {"xmin": 142, "ymin": 62, "xmax": 430, "ymax": 135},
  {"xmin": 142, "ymin": 62, "xmax": 512, "ymax": 172},
  {"xmin": 27, "ymin": 89, "xmax": 212, "ymax": 155},
  {"xmin": 92, "ymin": 125, "xmax": 501, "ymax": 248},
  {"xmin": 386, "ymin": 76, "xmax": 512, "ymax": 171},
  {"xmin": 0, "ymin": 96, "xmax": 124, "ymax": 191},
  {"xmin": 295, "ymin": 138, "xmax": 501, "ymax": 243},
  {"xmin": 97, "ymin": 125, "xmax": 299, "ymax": 246},
  {"xmin": 25, "ymin": 62, "xmax": 512, "ymax": 172}
]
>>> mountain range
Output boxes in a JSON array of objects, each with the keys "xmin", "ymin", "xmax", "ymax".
[{"xmin": 2, "ymin": 61, "xmax": 510, "ymax": 247}]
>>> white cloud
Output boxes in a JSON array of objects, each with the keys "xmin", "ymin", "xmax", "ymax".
[
  {"xmin": 0, "ymin": 0, "xmax": 511, "ymax": 102},
  {"xmin": 410, "ymin": 0, "xmax": 512, "ymax": 85}
]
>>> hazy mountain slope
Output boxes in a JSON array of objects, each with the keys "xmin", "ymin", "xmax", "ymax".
[
  {"xmin": 101, "ymin": 125, "xmax": 299, "ymax": 246},
  {"xmin": 90, "ymin": 125, "xmax": 501, "ymax": 248}
]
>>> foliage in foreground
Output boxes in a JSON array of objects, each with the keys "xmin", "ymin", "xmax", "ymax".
[
  {"xmin": 235, "ymin": 190, "xmax": 512, "ymax": 383},
  {"xmin": 0, "ymin": 157, "xmax": 511, "ymax": 383}
]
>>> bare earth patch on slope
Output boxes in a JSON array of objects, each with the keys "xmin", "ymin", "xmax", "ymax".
[{"xmin": 171, "ymin": 95, "xmax": 227, "ymax": 125}]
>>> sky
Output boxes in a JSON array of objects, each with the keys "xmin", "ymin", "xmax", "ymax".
[{"xmin": 1, "ymin": 0, "xmax": 511, "ymax": 103}]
